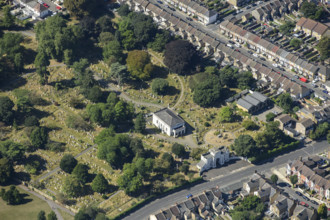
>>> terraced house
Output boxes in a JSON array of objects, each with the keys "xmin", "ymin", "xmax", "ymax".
[
  {"xmin": 164, "ymin": 0, "xmax": 217, "ymax": 25},
  {"xmin": 287, "ymin": 157, "xmax": 330, "ymax": 200},
  {"xmin": 219, "ymin": 20, "xmax": 330, "ymax": 82},
  {"xmin": 295, "ymin": 17, "xmax": 330, "ymax": 40}
]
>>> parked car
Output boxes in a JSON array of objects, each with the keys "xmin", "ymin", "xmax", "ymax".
[
  {"xmin": 43, "ymin": 3, "xmax": 49, "ymax": 8},
  {"xmin": 302, "ymin": 196, "xmax": 310, "ymax": 201},
  {"xmin": 311, "ymin": 200, "xmax": 319, "ymax": 205},
  {"xmin": 56, "ymin": 6, "xmax": 62, "ymax": 10},
  {"xmin": 186, "ymin": 193, "xmax": 193, "ymax": 199},
  {"xmin": 186, "ymin": 17, "xmax": 193, "ymax": 21},
  {"xmin": 323, "ymin": 90, "xmax": 328, "ymax": 94},
  {"xmin": 299, "ymin": 201, "xmax": 309, "ymax": 207},
  {"xmin": 296, "ymin": 191, "xmax": 302, "ymax": 196}
]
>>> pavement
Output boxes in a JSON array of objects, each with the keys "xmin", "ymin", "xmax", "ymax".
[{"xmin": 122, "ymin": 140, "xmax": 329, "ymax": 220}]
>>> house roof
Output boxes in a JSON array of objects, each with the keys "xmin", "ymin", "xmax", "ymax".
[
  {"xmin": 293, "ymin": 205, "xmax": 316, "ymax": 220},
  {"xmin": 312, "ymin": 22, "xmax": 328, "ymax": 35},
  {"xmin": 298, "ymin": 118, "xmax": 314, "ymax": 128},
  {"xmin": 275, "ymin": 114, "xmax": 294, "ymax": 124},
  {"xmin": 237, "ymin": 98, "xmax": 253, "ymax": 110},
  {"xmin": 296, "ymin": 17, "xmax": 307, "ymax": 28},
  {"xmin": 302, "ymin": 18, "xmax": 318, "ymax": 31},
  {"xmin": 244, "ymin": 95, "xmax": 261, "ymax": 106},
  {"xmin": 154, "ymin": 108, "xmax": 185, "ymax": 127},
  {"xmin": 250, "ymin": 91, "xmax": 268, "ymax": 102}
]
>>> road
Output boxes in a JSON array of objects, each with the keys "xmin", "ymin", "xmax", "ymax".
[
  {"xmin": 152, "ymin": 0, "xmax": 330, "ymax": 99},
  {"xmin": 123, "ymin": 140, "xmax": 329, "ymax": 220}
]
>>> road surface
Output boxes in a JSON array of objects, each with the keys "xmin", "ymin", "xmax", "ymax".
[{"xmin": 123, "ymin": 140, "xmax": 329, "ymax": 220}]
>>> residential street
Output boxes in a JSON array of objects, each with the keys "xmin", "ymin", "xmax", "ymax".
[
  {"xmin": 149, "ymin": 0, "xmax": 330, "ymax": 99},
  {"xmin": 123, "ymin": 140, "xmax": 329, "ymax": 220}
]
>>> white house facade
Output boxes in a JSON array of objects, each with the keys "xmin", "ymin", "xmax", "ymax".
[
  {"xmin": 18, "ymin": 0, "xmax": 49, "ymax": 18},
  {"xmin": 152, "ymin": 108, "xmax": 186, "ymax": 137},
  {"xmin": 197, "ymin": 147, "xmax": 230, "ymax": 174}
]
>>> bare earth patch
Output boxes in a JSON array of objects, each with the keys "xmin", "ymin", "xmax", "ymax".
[{"xmin": 204, "ymin": 129, "xmax": 235, "ymax": 147}]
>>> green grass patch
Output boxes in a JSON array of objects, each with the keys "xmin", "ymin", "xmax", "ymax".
[{"xmin": 0, "ymin": 185, "xmax": 52, "ymax": 220}]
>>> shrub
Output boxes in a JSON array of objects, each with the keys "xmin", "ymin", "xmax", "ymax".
[
  {"xmin": 66, "ymin": 114, "xmax": 92, "ymax": 131},
  {"xmin": 24, "ymin": 116, "xmax": 40, "ymax": 127}
]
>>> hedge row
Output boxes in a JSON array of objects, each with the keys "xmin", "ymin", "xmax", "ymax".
[{"xmin": 249, "ymin": 141, "xmax": 300, "ymax": 163}]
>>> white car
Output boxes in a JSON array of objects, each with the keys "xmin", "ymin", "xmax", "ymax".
[
  {"xmin": 253, "ymin": 53, "xmax": 258, "ymax": 57},
  {"xmin": 272, "ymin": 63, "xmax": 278, "ymax": 67}
]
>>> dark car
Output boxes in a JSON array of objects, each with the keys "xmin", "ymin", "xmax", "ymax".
[
  {"xmin": 311, "ymin": 200, "xmax": 319, "ymax": 205},
  {"xmin": 186, "ymin": 17, "xmax": 193, "ymax": 21},
  {"xmin": 296, "ymin": 191, "xmax": 302, "ymax": 196},
  {"xmin": 186, "ymin": 193, "xmax": 193, "ymax": 199},
  {"xmin": 302, "ymin": 196, "xmax": 310, "ymax": 201}
]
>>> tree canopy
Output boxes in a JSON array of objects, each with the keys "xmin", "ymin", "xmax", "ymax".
[
  {"xmin": 171, "ymin": 143, "xmax": 186, "ymax": 158},
  {"xmin": 276, "ymin": 93, "xmax": 295, "ymax": 113},
  {"xmin": 316, "ymin": 37, "xmax": 330, "ymax": 60},
  {"xmin": 151, "ymin": 78, "xmax": 169, "ymax": 95},
  {"xmin": 64, "ymin": 0, "xmax": 105, "ymax": 18},
  {"xmin": 219, "ymin": 107, "xmax": 234, "ymax": 123},
  {"xmin": 117, "ymin": 163, "xmax": 143, "ymax": 195},
  {"xmin": 30, "ymin": 127, "xmax": 48, "ymax": 149},
  {"xmin": 96, "ymin": 132, "xmax": 146, "ymax": 169},
  {"xmin": 72, "ymin": 163, "xmax": 90, "ymax": 184},
  {"xmin": 232, "ymin": 135, "xmax": 257, "ymax": 158},
  {"xmin": 0, "ymin": 158, "xmax": 13, "ymax": 184},
  {"xmin": 300, "ymin": 1, "xmax": 326, "ymax": 21},
  {"xmin": 86, "ymin": 94, "xmax": 134, "ymax": 129},
  {"xmin": 91, "ymin": 173, "xmax": 109, "ymax": 193},
  {"xmin": 193, "ymin": 75, "xmax": 227, "ymax": 107},
  {"xmin": 309, "ymin": 122, "xmax": 330, "ymax": 140},
  {"xmin": 0, "ymin": 140, "xmax": 26, "ymax": 163},
  {"xmin": 164, "ymin": 40, "xmax": 198, "ymax": 75},
  {"xmin": 62, "ymin": 175, "xmax": 84, "ymax": 197},
  {"xmin": 231, "ymin": 195, "xmax": 265, "ymax": 220},
  {"xmin": 134, "ymin": 113, "xmax": 146, "ymax": 134},
  {"xmin": 0, "ymin": 96, "xmax": 14, "ymax": 125},
  {"xmin": 1, "ymin": 185, "xmax": 23, "ymax": 205},
  {"xmin": 117, "ymin": 12, "xmax": 157, "ymax": 50},
  {"xmin": 60, "ymin": 154, "xmax": 78, "ymax": 174},
  {"xmin": 126, "ymin": 50, "xmax": 154, "ymax": 80},
  {"xmin": 0, "ymin": 33, "xmax": 25, "ymax": 82}
]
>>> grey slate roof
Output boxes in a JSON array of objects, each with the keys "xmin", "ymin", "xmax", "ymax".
[
  {"xmin": 154, "ymin": 108, "xmax": 184, "ymax": 127},
  {"xmin": 244, "ymin": 95, "xmax": 261, "ymax": 106},
  {"xmin": 250, "ymin": 91, "xmax": 268, "ymax": 102},
  {"xmin": 237, "ymin": 98, "xmax": 253, "ymax": 110}
]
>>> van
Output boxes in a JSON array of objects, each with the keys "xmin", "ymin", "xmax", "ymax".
[{"xmin": 227, "ymin": 44, "xmax": 233, "ymax": 48}]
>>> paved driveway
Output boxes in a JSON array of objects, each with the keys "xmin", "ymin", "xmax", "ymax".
[
  {"xmin": 256, "ymin": 105, "xmax": 283, "ymax": 122},
  {"xmin": 202, "ymin": 159, "xmax": 252, "ymax": 181}
]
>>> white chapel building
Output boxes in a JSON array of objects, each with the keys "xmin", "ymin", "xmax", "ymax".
[
  {"xmin": 152, "ymin": 108, "xmax": 186, "ymax": 137},
  {"xmin": 197, "ymin": 147, "xmax": 230, "ymax": 174}
]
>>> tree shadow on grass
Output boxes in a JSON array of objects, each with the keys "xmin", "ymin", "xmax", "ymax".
[
  {"xmin": 23, "ymin": 48, "xmax": 37, "ymax": 65},
  {"xmin": 165, "ymin": 85, "xmax": 180, "ymax": 96},
  {"xmin": 19, "ymin": 193, "xmax": 33, "ymax": 205},
  {"xmin": 15, "ymin": 171, "xmax": 31, "ymax": 182},
  {"xmin": 0, "ymin": 77, "xmax": 27, "ymax": 92},
  {"xmin": 151, "ymin": 66, "xmax": 169, "ymax": 79}
]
